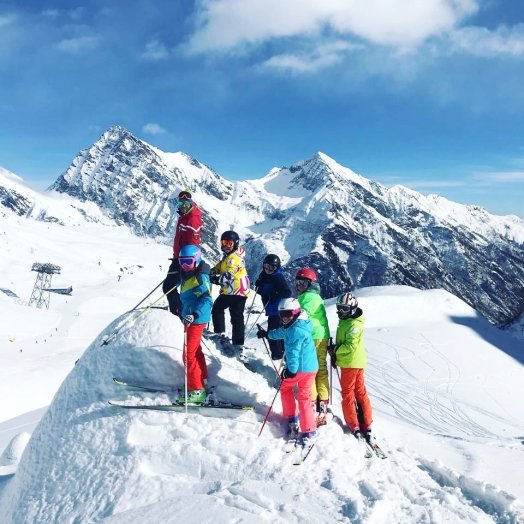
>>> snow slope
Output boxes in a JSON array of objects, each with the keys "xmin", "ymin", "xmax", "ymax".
[{"xmin": 0, "ymin": 210, "xmax": 523, "ymax": 523}]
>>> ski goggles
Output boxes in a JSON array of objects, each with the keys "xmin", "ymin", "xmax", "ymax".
[
  {"xmin": 336, "ymin": 304, "xmax": 352, "ymax": 313},
  {"xmin": 278, "ymin": 310, "xmax": 295, "ymax": 320},
  {"xmin": 221, "ymin": 239, "xmax": 235, "ymax": 248},
  {"xmin": 263, "ymin": 263, "xmax": 276, "ymax": 272},
  {"xmin": 178, "ymin": 192, "xmax": 191, "ymax": 200},
  {"xmin": 179, "ymin": 256, "xmax": 196, "ymax": 271},
  {"xmin": 295, "ymin": 278, "xmax": 309, "ymax": 288}
]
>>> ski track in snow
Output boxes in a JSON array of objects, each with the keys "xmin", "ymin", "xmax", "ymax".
[{"xmin": 365, "ymin": 334, "xmax": 517, "ymax": 440}]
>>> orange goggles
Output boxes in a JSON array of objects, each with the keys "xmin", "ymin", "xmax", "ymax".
[{"xmin": 221, "ymin": 239, "xmax": 235, "ymax": 248}]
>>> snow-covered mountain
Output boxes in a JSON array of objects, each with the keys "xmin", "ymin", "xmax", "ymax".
[
  {"xmin": 3, "ymin": 126, "xmax": 524, "ymax": 326},
  {"xmin": 1, "ymin": 192, "xmax": 523, "ymax": 523}
]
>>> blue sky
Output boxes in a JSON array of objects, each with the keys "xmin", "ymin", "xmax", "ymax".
[{"xmin": 1, "ymin": 1, "xmax": 523, "ymax": 217}]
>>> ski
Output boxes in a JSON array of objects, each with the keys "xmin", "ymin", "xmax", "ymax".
[
  {"xmin": 113, "ymin": 377, "xmax": 179, "ymax": 393},
  {"xmin": 365, "ymin": 440, "xmax": 387, "ymax": 459},
  {"xmin": 292, "ymin": 438, "xmax": 317, "ymax": 465},
  {"xmin": 108, "ymin": 399, "xmax": 253, "ymax": 413}
]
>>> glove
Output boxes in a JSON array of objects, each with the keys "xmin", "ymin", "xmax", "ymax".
[
  {"xmin": 210, "ymin": 273, "xmax": 220, "ymax": 285},
  {"xmin": 182, "ymin": 314, "xmax": 195, "ymax": 326},
  {"xmin": 330, "ymin": 351, "xmax": 337, "ymax": 368},
  {"xmin": 280, "ymin": 368, "xmax": 296, "ymax": 380},
  {"xmin": 256, "ymin": 328, "xmax": 268, "ymax": 339}
]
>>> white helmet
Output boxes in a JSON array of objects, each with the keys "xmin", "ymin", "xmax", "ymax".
[
  {"xmin": 336, "ymin": 292, "xmax": 358, "ymax": 318},
  {"xmin": 278, "ymin": 297, "xmax": 301, "ymax": 325}
]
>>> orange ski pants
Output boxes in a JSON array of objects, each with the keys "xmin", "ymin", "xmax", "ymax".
[{"xmin": 340, "ymin": 368, "xmax": 373, "ymax": 431}]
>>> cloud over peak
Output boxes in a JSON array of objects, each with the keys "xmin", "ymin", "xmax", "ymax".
[{"xmin": 185, "ymin": 0, "xmax": 478, "ymax": 54}]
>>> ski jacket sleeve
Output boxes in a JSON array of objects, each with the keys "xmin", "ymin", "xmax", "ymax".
[
  {"xmin": 268, "ymin": 326, "xmax": 285, "ymax": 340},
  {"xmin": 274, "ymin": 274, "xmax": 292, "ymax": 300}
]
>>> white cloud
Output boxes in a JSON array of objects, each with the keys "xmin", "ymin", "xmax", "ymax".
[
  {"xmin": 41, "ymin": 10, "xmax": 60, "ymax": 18},
  {"xmin": 473, "ymin": 171, "xmax": 524, "ymax": 183},
  {"xmin": 141, "ymin": 40, "xmax": 170, "ymax": 61},
  {"xmin": 142, "ymin": 123, "xmax": 167, "ymax": 135},
  {"xmin": 55, "ymin": 35, "xmax": 99, "ymax": 53},
  {"xmin": 263, "ymin": 40, "xmax": 363, "ymax": 73},
  {"xmin": 0, "ymin": 14, "xmax": 16, "ymax": 28},
  {"xmin": 450, "ymin": 24, "xmax": 524, "ymax": 57},
  {"xmin": 186, "ymin": 0, "xmax": 478, "ymax": 54}
]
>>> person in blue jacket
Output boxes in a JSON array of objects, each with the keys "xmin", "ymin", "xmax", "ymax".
[
  {"xmin": 254, "ymin": 254, "xmax": 292, "ymax": 360},
  {"xmin": 258, "ymin": 298, "xmax": 319, "ymax": 444},
  {"xmin": 176, "ymin": 244, "xmax": 213, "ymax": 404}
]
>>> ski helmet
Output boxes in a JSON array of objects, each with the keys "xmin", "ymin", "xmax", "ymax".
[
  {"xmin": 278, "ymin": 297, "xmax": 301, "ymax": 326},
  {"xmin": 295, "ymin": 268, "xmax": 316, "ymax": 292},
  {"xmin": 296, "ymin": 268, "xmax": 317, "ymax": 282},
  {"xmin": 178, "ymin": 244, "xmax": 201, "ymax": 271},
  {"xmin": 336, "ymin": 292, "xmax": 358, "ymax": 319},
  {"xmin": 220, "ymin": 230, "xmax": 239, "ymax": 252},
  {"xmin": 263, "ymin": 254, "xmax": 281, "ymax": 271},
  {"xmin": 178, "ymin": 189, "xmax": 192, "ymax": 199}
]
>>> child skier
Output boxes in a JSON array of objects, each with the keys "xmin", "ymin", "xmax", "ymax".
[
  {"xmin": 210, "ymin": 230, "xmax": 251, "ymax": 354},
  {"xmin": 257, "ymin": 298, "xmax": 318, "ymax": 444},
  {"xmin": 295, "ymin": 268, "xmax": 330, "ymax": 425},
  {"xmin": 254, "ymin": 254, "xmax": 292, "ymax": 360},
  {"xmin": 176, "ymin": 244, "xmax": 213, "ymax": 404},
  {"xmin": 163, "ymin": 189, "xmax": 203, "ymax": 317},
  {"xmin": 331, "ymin": 292, "xmax": 374, "ymax": 443}
]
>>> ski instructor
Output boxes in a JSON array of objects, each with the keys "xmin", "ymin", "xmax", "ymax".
[{"xmin": 163, "ymin": 189, "xmax": 203, "ymax": 316}]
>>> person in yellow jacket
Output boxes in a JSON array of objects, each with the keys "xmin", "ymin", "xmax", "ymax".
[
  {"xmin": 295, "ymin": 268, "xmax": 331, "ymax": 425},
  {"xmin": 331, "ymin": 292, "xmax": 374, "ymax": 445},
  {"xmin": 210, "ymin": 231, "xmax": 251, "ymax": 353}
]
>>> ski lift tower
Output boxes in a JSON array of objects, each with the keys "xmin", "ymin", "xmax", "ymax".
[{"xmin": 28, "ymin": 263, "xmax": 61, "ymax": 309}]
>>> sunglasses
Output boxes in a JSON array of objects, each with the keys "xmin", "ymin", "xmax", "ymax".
[
  {"xmin": 278, "ymin": 310, "xmax": 294, "ymax": 319},
  {"xmin": 221, "ymin": 239, "xmax": 235, "ymax": 248},
  {"xmin": 263, "ymin": 263, "xmax": 276, "ymax": 271},
  {"xmin": 295, "ymin": 278, "xmax": 309, "ymax": 287}
]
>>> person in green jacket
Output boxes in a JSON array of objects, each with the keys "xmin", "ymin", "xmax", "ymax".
[
  {"xmin": 295, "ymin": 268, "xmax": 330, "ymax": 425},
  {"xmin": 331, "ymin": 292, "xmax": 374, "ymax": 445}
]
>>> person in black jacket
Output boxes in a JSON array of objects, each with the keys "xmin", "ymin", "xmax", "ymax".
[{"xmin": 254, "ymin": 254, "xmax": 292, "ymax": 360}]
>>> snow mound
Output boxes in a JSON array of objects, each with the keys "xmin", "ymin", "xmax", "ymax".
[{"xmin": 1, "ymin": 291, "xmax": 523, "ymax": 523}]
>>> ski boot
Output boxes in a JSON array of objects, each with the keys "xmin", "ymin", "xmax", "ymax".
[
  {"xmin": 352, "ymin": 427, "xmax": 366, "ymax": 443},
  {"xmin": 300, "ymin": 431, "xmax": 317, "ymax": 447},
  {"xmin": 316, "ymin": 400, "xmax": 329, "ymax": 426},
  {"xmin": 286, "ymin": 416, "xmax": 299, "ymax": 439},
  {"xmin": 177, "ymin": 388, "xmax": 207, "ymax": 405},
  {"xmin": 364, "ymin": 428, "xmax": 375, "ymax": 445}
]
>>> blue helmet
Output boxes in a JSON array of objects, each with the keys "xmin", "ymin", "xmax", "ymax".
[{"xmin": 178, "ymin": 244, "xmax": 201, "ymax": 271}]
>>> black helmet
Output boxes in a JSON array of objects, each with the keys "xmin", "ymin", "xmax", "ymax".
[
  {"xmin": 220, "ymin": 230, "xmax": 239, "ymax": 251},
  {"xmin": 263, "ymin": 254, "xmax": 281, "ymax": 270}
]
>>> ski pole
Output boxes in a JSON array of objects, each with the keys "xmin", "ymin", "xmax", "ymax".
[
  {"xmin": 257, "ymin": 324, "xmax": 280, "ymax": 377},
  {"xmin": 245, "ymin": 300, "xmax": 268, "ymax": 339},
  {"xmin": 130, "ymin": 279, "xmax": 165, "ymax": 311},
  {"xmin": 258, "ymin": 380, "xmax": 282, "ymax": 437},
  {"xmin": 184, "ymin": 326, "xmax": 188, "ymax": 415},
  {"xmin": 329, "ymin": 337, "xmax": 334, "ymax": 403},
  {"xmin": 243, "ymin": 287, "xmax": 258, "ymax": 330},
  {"xmin": 101, "ymin": 284, "xmax": 178, "ymax": 346}
]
